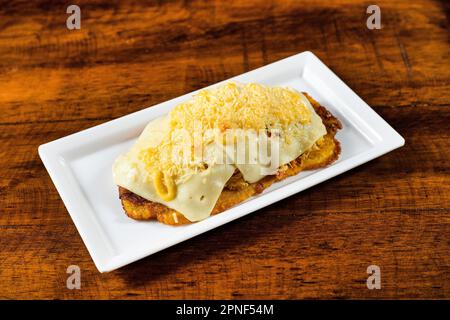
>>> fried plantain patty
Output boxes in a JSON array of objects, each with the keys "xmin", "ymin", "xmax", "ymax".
[{"xmin": 118, "ymin": 93, "xmax": 342, "ymax": 225}]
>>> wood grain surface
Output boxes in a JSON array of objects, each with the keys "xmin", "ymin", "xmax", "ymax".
[{"xmin": 0, "ymin": 0, "xmax": 449, "ymax": 299}]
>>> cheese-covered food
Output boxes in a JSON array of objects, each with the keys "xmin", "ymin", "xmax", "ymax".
[{"xmin": 113, "ymin": 83, "xmax": 340, "ymax": 223}]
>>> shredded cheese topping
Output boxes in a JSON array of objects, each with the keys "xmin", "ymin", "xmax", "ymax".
[
  {"xmin": 171, "ymin": 82, "xmax": 311, "ymax": 131},
  {"xmin": 139, "ymin": 82, "xmax": 312, "ymax": 181}
]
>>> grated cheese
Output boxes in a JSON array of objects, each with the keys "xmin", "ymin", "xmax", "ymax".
[{"xmin": 140, "ymin": 82, "xmax": 313, "ymax": 181}]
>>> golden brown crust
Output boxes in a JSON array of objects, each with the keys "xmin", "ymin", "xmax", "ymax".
[{"xmin": 118, "ymin": 93, "xmax": 342, "ymax": 225}]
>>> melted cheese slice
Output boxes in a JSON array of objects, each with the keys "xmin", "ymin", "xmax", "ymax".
[
  {"xmin": 113, "ymin": 116, "xmax": 235, "ymax": 222},
  {"xmin": 225, "ymin": 92, "xmax": 326, "ymax": 182},
  {"xmin": 113, "ymin": 83, "xmax": 327, "ymax": 222}
]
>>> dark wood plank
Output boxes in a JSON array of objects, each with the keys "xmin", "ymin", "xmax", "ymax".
[{"xmin": 0, "ymin": 0, "xmax": 448, "ymax": 299}]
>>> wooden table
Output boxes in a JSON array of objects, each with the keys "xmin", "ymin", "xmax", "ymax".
[{"xmin": 0, "ymin": 0, "xmax": 448, "ymax": 299}]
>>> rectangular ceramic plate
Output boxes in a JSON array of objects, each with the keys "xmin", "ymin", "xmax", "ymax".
[{"xmin": 39, "ymin": 51, "xmax": 404, "ymax": 272}]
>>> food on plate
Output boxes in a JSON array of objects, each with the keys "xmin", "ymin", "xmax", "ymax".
[{"xmin": 113, "ymin": 82, "xmax": 341, "ymax": 225}]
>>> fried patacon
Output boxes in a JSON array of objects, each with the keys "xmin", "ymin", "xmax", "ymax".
[{"xmin": 118, "ymin": 93, "xmax": 341, "ymax": 225}]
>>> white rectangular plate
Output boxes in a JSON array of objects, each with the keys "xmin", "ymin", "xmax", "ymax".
[{"xmin": 39, "ymin": 51, "xmax": 404, "ymax": 272}]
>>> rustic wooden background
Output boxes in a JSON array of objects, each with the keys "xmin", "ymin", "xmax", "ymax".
[{"xmin": 0, "ymin": 0, "xmax": 449, "ymax": 299}]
